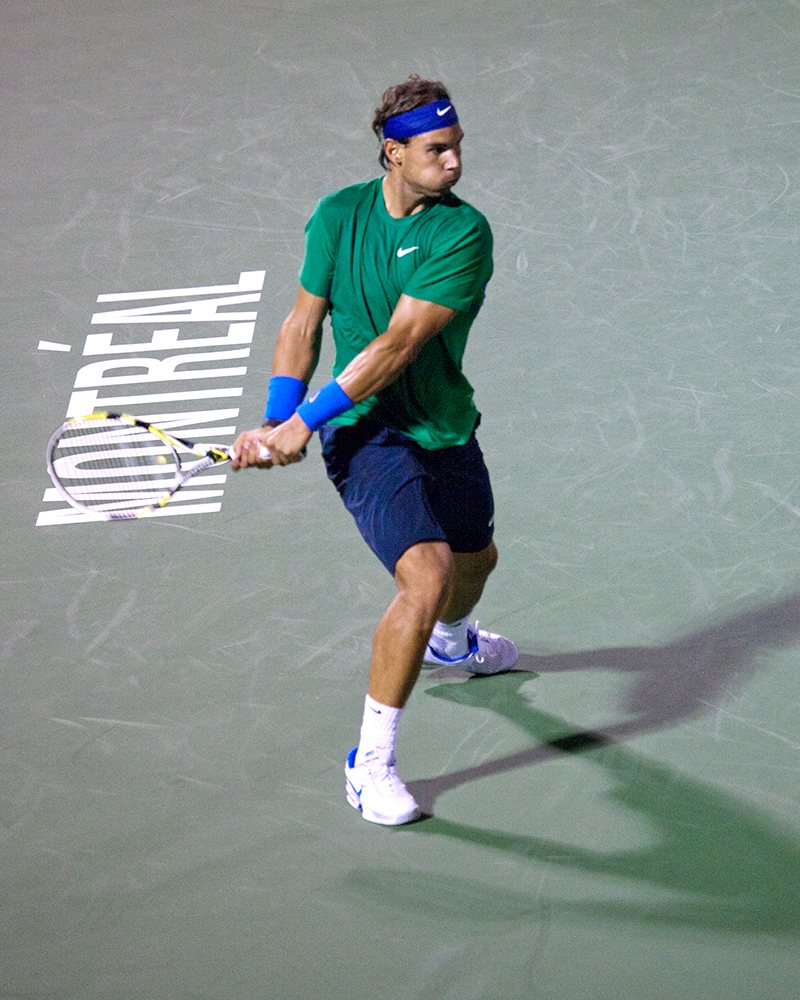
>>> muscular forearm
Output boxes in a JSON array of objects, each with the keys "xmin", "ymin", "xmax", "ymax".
[
  {"xmin": 272, "ymin": 314, "xmax": 322, "ymax": 383},
  {"xmin": 267, "ymin": 287, "xmax": 328, "ymax": 385},
  {"xmin": 336, "ymin": 294, "xmax": 457, "ymax": 403},
  {"xmin": 336, "ymin": 331, "xmax": 420, "ymax": 402}
]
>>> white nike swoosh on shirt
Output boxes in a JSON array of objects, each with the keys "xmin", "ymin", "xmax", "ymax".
[
  {"xmin": 397, "ymin": 246, "xmax": 419, "ymax": 257},
  {"xmin": 437, "ymin": 105, "xmax": 452, "ymax": 116}
]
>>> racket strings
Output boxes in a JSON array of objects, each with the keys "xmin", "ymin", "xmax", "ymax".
[{"xmin": 49, "ymin": 417, "xmax": 179, "ymax": 513}]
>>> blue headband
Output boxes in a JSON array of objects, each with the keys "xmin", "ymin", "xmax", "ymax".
[{"xmin": 383, "ymin": 99, "xmax": 459, "ymax": 140}]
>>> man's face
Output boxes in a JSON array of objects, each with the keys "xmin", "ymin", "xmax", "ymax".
[{"xmin": 389, "ymin": 124, "xmax": 463, "ymax": 197}]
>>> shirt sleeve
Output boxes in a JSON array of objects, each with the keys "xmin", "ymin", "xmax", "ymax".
[
  {"xmin": 299, "ymin": 198, "xmax": 336, "ymax": 299},
  {"xmin": 403, "ymin": 215, "xmax": 493, "ymax": 313}
]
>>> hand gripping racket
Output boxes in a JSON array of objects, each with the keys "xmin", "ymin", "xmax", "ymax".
[{"xmin": 46, "ymin": 411, "xmax": 270, "ymax": 520}]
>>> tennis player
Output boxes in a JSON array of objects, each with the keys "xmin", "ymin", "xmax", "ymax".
[{"xmin": 233, "ymin": 75, "xmax": 518, "ymax": 825}]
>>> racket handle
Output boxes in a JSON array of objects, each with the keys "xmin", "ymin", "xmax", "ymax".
[
  {"xmin": 228, "ymin": 443, "xmax": 307, "ymax": 462},
  {"xmin": 227, "ymin": 444, "xmax": 271, "ymax": 462},
  {"xmin": 253, "ymin": 445, "xmax": 307, "ymax": 461}
]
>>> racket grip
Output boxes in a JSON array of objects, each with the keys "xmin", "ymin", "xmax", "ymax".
[
  {"xmin": 256, "ymin": 445, "xmax": 306, "ymax": 461},
  {"xmin": 227, "ymin": 444, "xmax": 271, "ymax": 462},
  {"xmin": 229, "ymin": 444, "xmax": 307, "ymax": 462}
]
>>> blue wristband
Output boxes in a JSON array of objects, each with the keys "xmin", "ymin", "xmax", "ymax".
[
  {"xmin": 264, "ymin": 375, "xmax": 307, "ymax": 422},
  {"xmin": 296, "ymin": 378, "xmax": 354, "ymax": 431}
]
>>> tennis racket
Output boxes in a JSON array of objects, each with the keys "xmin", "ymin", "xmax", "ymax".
[{"xmin": 46, "ymin": 411, "xmax": 270, "ymax": 520}]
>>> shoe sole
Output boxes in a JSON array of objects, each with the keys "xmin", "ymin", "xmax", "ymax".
[
  {"xmin": 467, "ymin": 652, "xmax": 519, "ymax": 675},
  {"xmin": 423, "ymin": 654, "xmax": 519, "ymax": 675}
]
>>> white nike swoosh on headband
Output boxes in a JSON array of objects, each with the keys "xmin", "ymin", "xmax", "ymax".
[
  {"xmin": 436, "ymin": 105, "xmax": 452, "ymax": 116},
  {"xmin": 397, "ymin": 246, "xmax": 419, "ymax": 257}
]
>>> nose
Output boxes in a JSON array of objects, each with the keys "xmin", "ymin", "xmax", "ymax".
[{"xmin": 444, "ymin": 148, "xmax": 461, "ymax": 171}]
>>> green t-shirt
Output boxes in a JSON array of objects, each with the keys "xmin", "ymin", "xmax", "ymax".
[{"xmin": 299, "ymin": 177, "xmax": 493, "ymax": 449}]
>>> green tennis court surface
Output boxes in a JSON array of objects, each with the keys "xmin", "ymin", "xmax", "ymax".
[{"xmin": 4, "ymin": 1, "xmax": 800, "ymax": 996}]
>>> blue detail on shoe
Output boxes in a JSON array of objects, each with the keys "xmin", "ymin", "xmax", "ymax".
[
  {"xmin": 346, "ymin": 747, "xmax": 363, "ymax": 812},
  {"xmin": 426, "ymin": 625, "xmax": 479, "ymax": 664},
  {"xmin": 344, "ymin": 745, "xmax": 421, "ymax": 825}
]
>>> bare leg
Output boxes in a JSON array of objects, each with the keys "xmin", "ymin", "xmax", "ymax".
[
  {"xmin": 349, "ymin": 540, "xmax": 502, "ymax": 825},
  {"xmin": 368, "ymin": 540, "xmax": 454, "ymax": 708},
  {"xmin": 439, "ymin": 541, "xmax": 498, "ymax": 623},
  {"xmin": 367, "ymin": 540, "xmax": 499, "ymax": 707}
]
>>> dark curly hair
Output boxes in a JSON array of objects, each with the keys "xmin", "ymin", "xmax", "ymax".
[{"xmin": 372, "ymin": 75, "xmax": 452, "ymax": 170}]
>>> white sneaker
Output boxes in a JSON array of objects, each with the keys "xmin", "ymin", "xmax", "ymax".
[
  {"xmin": 423, "ymin": 621, "xmax": 519, "ymax": 675},
  {"xmin": 345, "ymin": 747, "xmax": 422, "ymax": 826}
]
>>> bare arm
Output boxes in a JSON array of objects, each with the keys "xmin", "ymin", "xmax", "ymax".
[
  {"xmin": 272, "ymin": 286, "xmax": 328, "ymax": 382},
  {"xmin": 231, "ymin": 287, "xmax": 327, "ymax": 468},
  {"xmin": 336, "ymin": 294, "xmax": 456, "ymax": 402},
  {"xmin": 235, "ymin": 292, "xmax": 456, "ymax": 468}
]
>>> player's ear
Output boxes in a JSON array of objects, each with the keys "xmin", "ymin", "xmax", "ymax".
[{"xmin": 383, "ymin": 138, "xmax": 403, "ymax": 168}]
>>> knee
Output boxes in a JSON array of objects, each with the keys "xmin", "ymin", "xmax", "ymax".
[{"xmin": 395, "ymin": 542, "xmax": 455, "ymax": 618}]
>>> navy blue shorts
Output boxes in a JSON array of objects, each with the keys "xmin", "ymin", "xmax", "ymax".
[{"xmin": 319, "ymin": 421, "xmax": 495, "ymax": 575}]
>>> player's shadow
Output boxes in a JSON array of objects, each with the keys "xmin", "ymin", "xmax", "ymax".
[
  {"xmin": 409, "ymin": 591, "xmax": 800, "ymax": 811},
  {"xmin": 394, "ymin": 593, "xmax": 800, "ymax": 935},
  {"xmin": 381, "ymin": 699, "xmax": 800, "ymax": 935}
]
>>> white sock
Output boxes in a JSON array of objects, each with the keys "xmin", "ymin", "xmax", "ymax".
[
  {"xmin": 429, "ymin": 618, "xmax": 470, "ymax": 659},
  {"xmin": 357, "ymin": 695, "xmax": 403, "ymax": 764}
]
